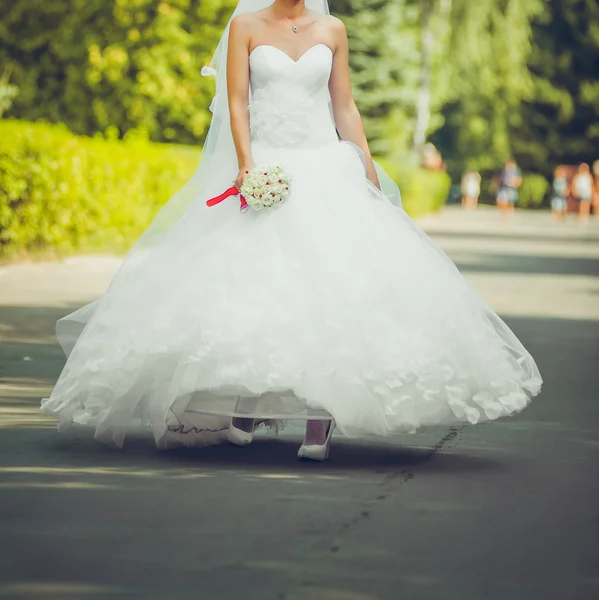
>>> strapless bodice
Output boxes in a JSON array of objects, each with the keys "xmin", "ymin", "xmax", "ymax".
[{"xmin": 249, "ymin": 44, "xmax": 339, "ymax": 148}]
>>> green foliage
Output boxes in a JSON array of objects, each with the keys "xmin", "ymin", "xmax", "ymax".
[
  {"xmin": 1, "ymin": 0, "xmax": 595, "ymax": 214},
  {"xmin": 432, "ymin": 0, "xmax": 543, "ymax": 177},
  {"xmin": 398, "ymin": 167, "xmax": 451, "ymax": 217},
  {"xmin": 377, "ymin": 156, "xmax": 451, "ymax": 217},
  {"xmin": 0, "ymin": 0, "xmax": 236, "ymax": 144},
  {"xmin": 332, "ymin": 0, "xmax": 421, "ymax": 156},
  {"xmin": 515, "ymin": 0, "xmax": 599, "ymax": 177},
  {"xmin": 0, "ymin": 69, "xmax": 18, "ymax": 119},
  {"xmin": 0, "ymin": 119, "xmax": 199, "ymax": 258},
  {"xmin": 0, "ymin": 83, "xmax": 18, "ymax": 119},
  {"xmin": 518, "ymin": 173, "xmax": 549, "ymax": 209},
  {"xmin": 0, "ymin": 0, "xmax": 435, "ymax": 157}
]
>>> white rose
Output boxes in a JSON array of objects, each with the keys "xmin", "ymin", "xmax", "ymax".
[{"xmin": 238, "ymin": 166, "xmax": 290, "ymax": 211}]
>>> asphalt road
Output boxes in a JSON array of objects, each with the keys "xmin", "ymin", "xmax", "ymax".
[{"xmin": 1, "ymin": 207, "xmax": 598, "ymax": 600}]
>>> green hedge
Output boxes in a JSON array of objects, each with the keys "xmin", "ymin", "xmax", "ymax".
[
  {"xmin": 0, "ymin": 120, "xmax": 199, "ymax": 258},
  {"xmin": 0, "ymin": 119, "xmax": 447, "ymax": 260},
  {"xmin": 518, "ymin": 173, "xmax": 550, "ymax": 208},
  {"xmin": 376, "ymin": 156, "xmax": 451, "ymax": 217}
]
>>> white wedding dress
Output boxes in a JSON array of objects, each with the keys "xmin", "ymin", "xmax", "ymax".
[{"xmin": 42, "ymin": 44, "xmax": 542, "ymax": 449}]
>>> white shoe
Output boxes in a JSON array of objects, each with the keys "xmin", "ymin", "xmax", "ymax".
[
  {"xmin": 297, "ymin": 421, "xmax": 335, "ymax": 461},
  {"xmin": 227, "ymin": 419, "xmax": 255, "ymax": 446}
]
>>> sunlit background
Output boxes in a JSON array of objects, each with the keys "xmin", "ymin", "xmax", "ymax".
[{"xmin": 1, "ymin": 0, "xmax": 598, "ymax": 258}]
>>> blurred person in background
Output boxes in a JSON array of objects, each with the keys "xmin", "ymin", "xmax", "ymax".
[
  {"xmin": 421, "ymin": 142, "xmax": 446, "ymax": 172},
  {"xmin": 460, "ymin": 170, "xmax": 481, "ymax": 209},
  {"xmin": 572, "ymin": 162, "xmax": 595, "ymax": 224},
  {"xmin": 550, "ymin": 166, "xmax": 569, "ymax": 222},
  {"xmin": 592, "ymin": 160, "xmax": 599, "ymax": 215},
  {"xmin": 496, "ymin": 158, "xmax": 522, "ymax": 219}
]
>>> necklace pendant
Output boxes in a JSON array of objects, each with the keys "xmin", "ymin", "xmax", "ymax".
[{"xmin": 292, "ymin": 24, "xmax": 299, "ymax": 33}]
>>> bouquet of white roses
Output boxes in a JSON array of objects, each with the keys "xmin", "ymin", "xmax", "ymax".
[{"xmin": 240, "ymin": 166, "xmax": 291, "ymax": 211}]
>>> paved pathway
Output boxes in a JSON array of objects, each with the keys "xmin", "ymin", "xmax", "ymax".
[{"xmin": 0, "ymin": 206, "xmax": 598, "ymax": 600}]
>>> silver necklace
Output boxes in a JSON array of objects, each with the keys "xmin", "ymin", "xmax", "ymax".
[{"xmin": 282, "ymin": 16, "xmax": 302, "ymax": 34}]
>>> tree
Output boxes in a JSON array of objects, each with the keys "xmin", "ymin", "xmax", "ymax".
[
  {"xmin": 0, "ymin": 0, "xmax": 235, "ymax": 143},
  {"xmin": 333, "ymin": 0, "xmax": 421, "ymax": 156},
  {"xmin": 515, "ymin": 0, "xmax": 599, "ymax": 176},
  {"xmin": 0, "ymin": 68, "xmax": 18, "ymax": 119},
  {"xmin": 0, "ymin": 0, "xmax": 427, "ymax": 157},
  {"xmin": 431, "ymin": 0, "xmax": 543, "ymax": 177},
  {"xmin": 411, "ymin": 0, "xmax": 452, "ymax": 156},
  {"xmin": 3, "ymin": 0, "xmax": 595, "ymax": 179}
]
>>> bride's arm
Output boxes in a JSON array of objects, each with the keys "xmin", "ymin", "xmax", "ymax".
[
  {"xmin": 328, "ymin": 19, "xmax": 380, "ymax": 189},
  {"xmin": 227, "ymin": 16, "xmax": 254, "ymax": 188}
]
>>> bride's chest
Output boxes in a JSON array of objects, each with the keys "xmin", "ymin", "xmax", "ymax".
[{"xmin": 249, "ymin": 44, "xmax": 333, "ymax": 91}]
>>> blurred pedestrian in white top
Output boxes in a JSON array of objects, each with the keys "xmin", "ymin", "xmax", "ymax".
[
  {"xmin": 572, "ymin": 163, "xmax": 595, "ymax": 223},
  {"xmin": 461, "ymin": 171, "xmax": 481, "ymax": 209}
]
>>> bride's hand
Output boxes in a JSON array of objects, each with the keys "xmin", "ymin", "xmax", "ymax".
[{"xmin": 235, "ymin": 164, "xmax": 254, "ymax": 190}]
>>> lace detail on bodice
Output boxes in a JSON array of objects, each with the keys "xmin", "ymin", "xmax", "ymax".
[{"xmin": 249, "ymin": 44, "xmax": 339, "ymax": 149}]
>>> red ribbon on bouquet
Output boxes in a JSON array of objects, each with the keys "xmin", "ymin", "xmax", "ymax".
[{"xmin": 206, "ymin": 185, "xmax": 248, "ymax": 211}]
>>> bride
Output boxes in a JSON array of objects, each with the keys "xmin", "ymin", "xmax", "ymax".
[{"xmin": 42, "ymin": 0, "xmax": 542, "ymax": 461}]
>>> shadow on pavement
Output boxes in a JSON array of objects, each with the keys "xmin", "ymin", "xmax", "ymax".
[
  {"xmin": 0, "ymin": 305, "xmax": 78, "ymax": 386},
  {"xmin": 0, "ymin": 305, "xmax": 78, "ymax": 335},
  {"xmin": 54, "ymin": 432, "xmax": 504, "ymax": 473},
  {"xmin": 1, "ymin": 305, "xmax": 598, "ymax": 600},
  {"xmin": 455, "ymin": 253, "xmax": 599, "ymax": 277},
  {"xmin": 430, "ymin": 229, "xmax": 599, "ymax": 245}
]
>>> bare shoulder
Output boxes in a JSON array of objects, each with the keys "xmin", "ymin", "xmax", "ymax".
[
  {"xmin": 230, "ymin": 11, "xmax": 258, "ymax": 32},
  {"xmin": 315, "ymin": 13, "xmax": 347, "ymax": 47},
  {"xmin": 230, "ymin": 9, "xmax": 270, "ymax": 41},
  {"xmin": 323, "ymin": 14, "xmax": 346, "ymax": 33}
]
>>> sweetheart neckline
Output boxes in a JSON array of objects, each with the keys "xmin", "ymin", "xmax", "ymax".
[{"xmin": 249, "ymin": 43, "xmax": 333, "ymax": 64}]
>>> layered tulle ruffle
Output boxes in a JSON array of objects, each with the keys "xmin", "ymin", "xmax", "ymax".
[{"xmin": 42, "ymin": 141, "xmax": 541, "ymax": 448}]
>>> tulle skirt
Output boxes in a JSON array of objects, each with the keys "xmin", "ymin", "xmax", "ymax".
[{"xmin": 42, "ymin": 140, "xmax": 542, "ymax": 448}]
